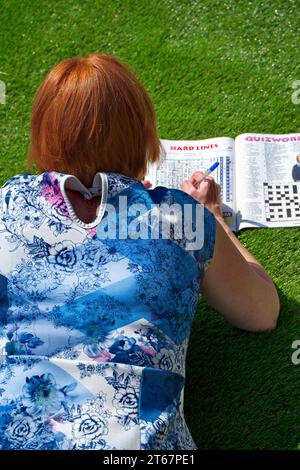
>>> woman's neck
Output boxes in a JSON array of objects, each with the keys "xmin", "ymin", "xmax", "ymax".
[{"xmin": 65, "ymin": 188, "xmax": 102, "ymax": 224}]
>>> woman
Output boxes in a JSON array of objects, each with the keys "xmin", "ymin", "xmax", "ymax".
[
  {"xmin": 0, "ymin": 54, "xmax": 280, "ymax": 450},
  {"xmin": 292, "ymin": 153, "xmax": 300, "ymax": 182}
]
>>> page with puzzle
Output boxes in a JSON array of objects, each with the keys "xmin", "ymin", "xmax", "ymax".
[
  {"xmin": 235, "ymin": 133, "xmax": 300, "ymax": 230},
  {"xmin": 145, "ymin": 137, "xmax": 238, "ymax": 231}
]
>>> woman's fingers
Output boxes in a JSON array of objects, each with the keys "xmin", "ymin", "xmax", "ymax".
[
  {"xmin": 181, "ymin": 179, "xmax": 208, "ymax": 205},
  {"xmin": 190, "ymin": 171, "xmax": 205, "ymax": 184},
  {"xmin": 182, "ymin": 170, "xmax": 222, "ymax": 212},
  {"xmin": 181, "ymin": 179, "xmax": 197, "ymax": 196},
  {"xmin": 181, "ymin": 170, "xmax": 222, "ymax": 215}
]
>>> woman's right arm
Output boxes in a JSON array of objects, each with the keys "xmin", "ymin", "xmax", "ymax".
[
  {"xmin": 201, "ymin": 214, "xmax": 280, "ymax": 332},
  {"xmin": 181, "ymin": 172, "xmax": 280, "ymax": 332}
]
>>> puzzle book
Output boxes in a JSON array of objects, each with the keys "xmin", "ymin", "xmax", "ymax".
[{"xmin": 145, "ymin": 134, "xmax": 300, "ymax": 232}]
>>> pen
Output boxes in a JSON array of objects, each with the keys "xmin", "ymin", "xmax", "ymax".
[{"xmin": 195, "ymin": 161, "xmax": 220, "ymax": 188}]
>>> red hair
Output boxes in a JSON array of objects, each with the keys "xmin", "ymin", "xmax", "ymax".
[{"xmin": 27, "ymin": 53, "xmax": 162, "ymax": 187}]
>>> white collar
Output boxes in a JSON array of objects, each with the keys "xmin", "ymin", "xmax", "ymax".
[{"xmin": 63, "ymin": 172, "xmax": 103, "ymax": 200}]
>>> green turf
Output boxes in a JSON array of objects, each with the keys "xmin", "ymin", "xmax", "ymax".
[{"xmin": 0, "ymin": 0, "xmax": 299, "ymax": 450}]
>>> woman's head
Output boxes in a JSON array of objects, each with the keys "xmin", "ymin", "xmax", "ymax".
[
  {"xmin": 27, "ymin": 53, "xmax": 162, "ymax": 187},
  {"xmin": 296, "ymin": 154, "xmax": 300, "ymax": 163}
]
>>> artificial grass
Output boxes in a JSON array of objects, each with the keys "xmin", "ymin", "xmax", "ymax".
[{"xmin": 0, "ymin": 0, "xmax": 299, "ymax": 449}]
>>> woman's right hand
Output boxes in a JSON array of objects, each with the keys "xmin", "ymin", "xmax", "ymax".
[{"xmin": 181, "ymin": 171, "xmax": 223, "ymax": 218}]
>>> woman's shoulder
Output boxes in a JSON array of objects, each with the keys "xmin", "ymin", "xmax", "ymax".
[
  {"xmin": 146, "ymin": 185, "xmax": 216, "ymax": 258},
  {"xmin": 147, "ymin": 184, "xmax": 197, "ymax": 204},
  {"xmin": 1, "ymin": 172, "xmax": 38, "ymax": 191},
  {"xmin": 147, "ymin": 185, "xmax": 215, "ymax": 222},
  {"xmin": 0, "ymin": 173, "xmax": 42, "ymax": 214}
]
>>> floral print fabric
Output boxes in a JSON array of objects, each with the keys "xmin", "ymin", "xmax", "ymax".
[{"xmin": 0, "ymin": 171, "xmax": 216, "ymax": 450}]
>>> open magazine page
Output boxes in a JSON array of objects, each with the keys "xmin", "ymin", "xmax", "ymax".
[
  {"xmin": 235, "ymin": 133, "xmax": 300, "ymax": 230},
  {"xmin": 145, "ymin": 137, "xmax": 238, "ymax": 231}
]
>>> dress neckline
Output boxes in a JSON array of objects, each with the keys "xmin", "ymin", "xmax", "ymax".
[
  {"xmin": 58, "ymin": 172, "xmax": 108, "ymax": 229},
  {"xmin": 52, "ymin": 171, "xmax": 145, "ymax": 230}
]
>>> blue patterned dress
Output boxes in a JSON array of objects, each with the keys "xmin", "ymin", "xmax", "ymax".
[{"xmin": 0, "ymin": 171, "xmax": 216, "ymax": 450}]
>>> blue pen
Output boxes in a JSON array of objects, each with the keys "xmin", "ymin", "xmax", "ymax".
[{"xmin": 195, "ymin": 161, "xmax": 220, "ymax": 188}]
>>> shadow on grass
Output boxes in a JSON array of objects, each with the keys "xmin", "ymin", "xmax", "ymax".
[{"xmin": 184, "ymin": 287, "xmax": 300, "ymax": 450}]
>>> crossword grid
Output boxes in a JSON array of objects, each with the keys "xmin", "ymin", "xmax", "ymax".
[
  {"xmin": 263, "ymin": 182, "xmax": 300, "ymax": 221},
  {"xmin": 156, "ymin": 159, "xmax": 220, "ymax": 189}
]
